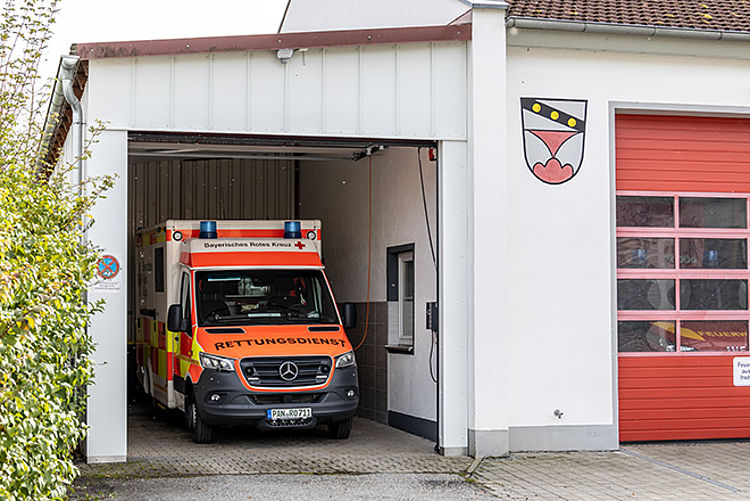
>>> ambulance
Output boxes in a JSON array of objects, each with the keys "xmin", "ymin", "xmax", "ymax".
[{"xmin": 135, "ymin": 220, "xmax": 359, "ymax": 443}]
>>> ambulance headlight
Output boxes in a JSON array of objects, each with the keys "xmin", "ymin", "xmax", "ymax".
[
  {"xmin": 199, "ymin": 352, "xmax": 235, "ymax": 372},
  {"xmin": 335, "ymin": 351, "xmax": 356, "ymax": 369}
]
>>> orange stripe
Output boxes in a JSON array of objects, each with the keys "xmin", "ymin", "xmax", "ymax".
[
  {"xmin": 186, "ymin": 251, "xmax": 322, "ymax": 268},
  {"xmin": 173, "ymin": 229, "xmax": 319, "ymax": 239}
]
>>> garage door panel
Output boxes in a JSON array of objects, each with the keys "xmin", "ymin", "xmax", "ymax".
[
  {"xmin": 619, "ymin": 366, "xmax": 730, "ymax": 377},
  {"xmin": 621, "ymin": 181, "xmax": 745, "ymax": 193},
  {"xmin": 623, "ymin": 428, "xmax": 750, "ymax": 442},
  {"xmin": 619, "ymin": 395, "xmax": 750, "ymax": 411},
  {"xmin": 619, "ymin": 387, "xmax": 750, "ymax": 399},
  {"xmin": 617, "ymin": 171, "xmax": 749, "ymax": 188},
  {"xmin": 617, "ymin": 113, "xmax": 750, "ymax": 441},
  {"xmin": 619, "ymin": 356, "xmax": 730, "ymax": 369},
  {"xmin": 617, "ymin": 114, "xmax": 750, "ymax": 131},
  {"xmin": 621, "ymin": 417, "xmax": 750, "ymax": 432},
  {"xmin": 616, "ymin": 114, "xmax": 750, "ymax": 193},
  {"xmin": 619, "ymin": 376, "xmax": 730, "ymax": 389},
  {"xmin": 621, "ymin": 138, "xmax": 750, "ymax": 153},
  {"xmin": 622, "ymin": 406, "xmax": 750, "ymax": 421},
  {"xmin": 619, "ymin": 149, "xmax": 750, "ymax": 164}
]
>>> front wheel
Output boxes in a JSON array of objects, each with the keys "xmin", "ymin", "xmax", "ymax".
[
  {"xmin": 190, "ymin": 400, "xmax": 215, "ymax": 444},
  {"xmin": 327, "ymin": 417, "xmax": 353, "ymax": 439}
]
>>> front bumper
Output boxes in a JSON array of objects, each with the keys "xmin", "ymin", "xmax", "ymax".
[{"xmin": 194, "ymin": 365, "xmax": 359, "ymax": 429}]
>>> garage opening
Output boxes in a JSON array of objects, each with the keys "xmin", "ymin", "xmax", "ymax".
[
  {"xmin": 615, "ymin": 113, "xmax": 750, "ymax": 441},
  {"xmin": 126, "ymin": 132, "xmax": 441, "ymax": 444}
]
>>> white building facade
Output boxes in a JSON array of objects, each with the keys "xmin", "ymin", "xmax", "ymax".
[{"xmin": 44, "ymin": 0, "xmax": 750, "ymax": 462}]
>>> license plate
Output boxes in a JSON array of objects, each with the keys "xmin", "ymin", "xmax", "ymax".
[{"xmin": 267, "ymin": 407, "xmax": 312, "ymax": 420}]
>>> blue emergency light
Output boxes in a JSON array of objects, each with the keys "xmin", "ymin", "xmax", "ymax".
[
  {"xmin": 199, "ymin": 221, "xmax": 218, "ymax": 239},
  {"xmin": 284, "ymin": 220, "xmax": 301, "ymax": 239}
]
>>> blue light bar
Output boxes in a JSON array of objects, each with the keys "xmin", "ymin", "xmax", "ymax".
[
  {"xmin": 199, "ymin": 221, "xmax": 218, "ymax": 239},
  {"xmin": 284, "ymin": 221, "xmax": 301, "ymax": 239}
]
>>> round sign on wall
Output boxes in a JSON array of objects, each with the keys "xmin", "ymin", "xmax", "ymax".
[{"xmin": 97, "ymin": 254, "xmax": 120, "ymax": 280}]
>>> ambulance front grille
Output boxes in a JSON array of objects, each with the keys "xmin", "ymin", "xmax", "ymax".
[
  {"xmin": 240, "ymin": 356, "xmax": 332, "ymax": 387},
  {"xmin": 250, "ymin": 393, "xmax": 323, "ymax": 405}
]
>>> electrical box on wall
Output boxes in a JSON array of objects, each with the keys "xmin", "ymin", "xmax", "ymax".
[{"xmin": 426, "ymin": 302, "xmax": 438, "ymax": 331}]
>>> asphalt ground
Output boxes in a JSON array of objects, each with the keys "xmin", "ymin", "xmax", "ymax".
[{"xmin": 72, "ymin": 404, "xmax": 750, "ymax": 500}]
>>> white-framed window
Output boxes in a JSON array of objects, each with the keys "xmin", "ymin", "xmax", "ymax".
[
  {"xmin": 398, "ymin": 251, "xmax": 415, "ymax": 345},
  {"xmin": 386, "ymin": 244, "xmax": 415, "ymax": 353}
]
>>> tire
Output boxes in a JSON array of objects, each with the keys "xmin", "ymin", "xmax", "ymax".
[
  {"xmin": 190, "ymin": 399, "xmax": 215, "ymax": 444},
  {"xmin": 145, "ymin": 369, "xmax": 164, "ymax": 419},
  {"xmin": 142, "ymin": 368, "xmax": 158, "ymax": 418},
  {"xmin": 327, "ymin": 417, "xmax": 353, "ymax": 439},
  {"xmin": 184, "ymin": 393, "xmax": 194, "ymax": 430}
]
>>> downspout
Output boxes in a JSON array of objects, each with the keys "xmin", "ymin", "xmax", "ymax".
[{"xmin": 59, "ymin": 55, "xmax": 84, "ymax": 190}]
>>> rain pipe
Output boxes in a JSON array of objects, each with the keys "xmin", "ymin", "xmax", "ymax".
[
  {"xmin": 37, "ymin": 54, "xmax": 84, "ymax": 182},
  {"xmin": 60, "ymin": 55, "xmax": 84, "ymax": 188}
]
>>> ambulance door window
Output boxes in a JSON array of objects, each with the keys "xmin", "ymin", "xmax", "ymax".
[
  {"xmin": 154, "ymin": 247, "xmax": 164, "ymax": 293},
  {"xmin": 180, "ymin": 272, "xmax": 192, "ymax": 335}
]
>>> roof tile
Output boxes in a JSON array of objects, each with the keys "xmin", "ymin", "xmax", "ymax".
[{"xmin": 507, "ymin": 0, "xmax": 750, "ymax": 33}]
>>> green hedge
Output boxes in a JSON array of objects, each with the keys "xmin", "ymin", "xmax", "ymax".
[
  {"xmin": 0, "ymin": 162, "xmax": 109, "ymax": 500},
  {"xmin": 0, "ymin": 1, "xmax": 113, "ymax": 499}
]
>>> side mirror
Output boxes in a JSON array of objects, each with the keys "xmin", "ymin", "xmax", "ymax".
[
  {"xmin": 341, "ymin": 303, "xmax": 357, "ymax": 330},
  {"xmin": 167, "ymin": 304, "xmax": 187, "ymax": 332}
]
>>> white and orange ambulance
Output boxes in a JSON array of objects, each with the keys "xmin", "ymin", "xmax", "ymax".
[{"xmin": 135, "ymin": 220, "xmax": 359, "ymax": 443}]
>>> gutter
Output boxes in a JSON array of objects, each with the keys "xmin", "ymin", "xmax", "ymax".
[
  {"xmin": 506, "ymin": 16, "xmax": 750, "ymax": 42},
  {"xmin": 37, "ymin": 55, "xmax": 84, "ymax": 173},
  {"xmin": 37, "ymin": 59, "xmax": 68, "ymax": 172},
  {"xmin": 458, "ymin": 0, "xmax": 509, "ymax": 8}
]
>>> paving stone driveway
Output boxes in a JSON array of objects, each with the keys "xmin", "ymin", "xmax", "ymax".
[
  {"xmin": 476, "ymin": 441, "xmax": 750, "ymax": 500},
  {"xmin": 73, "ymin": 404, "xmax": 482, "ymax": 499},
  {"xmin": 75, "ymin": 405, "xmax": 750, "ymax": 500}
]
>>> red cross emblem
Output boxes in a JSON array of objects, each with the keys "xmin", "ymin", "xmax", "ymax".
[{"xmin": 294, "ymin": 241, "xmax": 306, "ymax": 250}]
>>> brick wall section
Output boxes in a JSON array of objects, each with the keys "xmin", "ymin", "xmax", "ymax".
[{"xmin": 343, "ymin": 302, "xmax": 388, "ymax": 424}]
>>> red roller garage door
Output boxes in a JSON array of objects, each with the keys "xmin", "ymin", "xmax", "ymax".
[{"xmin": 616, "ymin": 114, "xmax": 750, "ymax": 441}]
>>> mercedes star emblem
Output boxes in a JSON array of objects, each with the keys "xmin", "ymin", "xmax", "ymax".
[{"xmin": 279, "ymin": 361, "xmax": 299, "ymax": 381}]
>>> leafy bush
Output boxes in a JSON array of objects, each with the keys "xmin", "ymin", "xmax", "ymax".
[{"xmin": 0, "ymin": 1, "xmax": 112, "ymax": 499}]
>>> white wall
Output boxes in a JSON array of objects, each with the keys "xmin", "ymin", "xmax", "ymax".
[
  {"xmin": 87, "ymin": 43, "xmax": 467, "ymax": 141},
  {"xmin": 80, "ymin": 35, "xmax": 471, "ymax": 459},
  {"xmin": 503, "ymin": 30, "xmax": 750, "ymax": 444},
  {"xmin": 82, "ymin": 129, "xmax": 129, "ymax": 462},
  {"xmin": 298, "ymin": 147, "xmax": 439, "ymax": 422},
  {"xmin": 280, "ymin": 0, "xmax": 468, "ymax": 33}
]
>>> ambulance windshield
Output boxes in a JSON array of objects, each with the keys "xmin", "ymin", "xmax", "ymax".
[{"xmin": 195, "ymin": 269, "xmax": 338, "ymax": 326}]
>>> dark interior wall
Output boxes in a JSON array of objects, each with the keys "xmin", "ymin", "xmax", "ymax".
[
  {"xmin": 126, "ymin": 157, "xmax": 295, "ymax": 342},
  {"xmin": 344, "ymin": 302, "xmax": 389, "ymax": 423}
]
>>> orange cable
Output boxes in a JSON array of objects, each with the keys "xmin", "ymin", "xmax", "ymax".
[{"xmin": 354, "ymin": 154, "xmax": 372, "ymax": 351}]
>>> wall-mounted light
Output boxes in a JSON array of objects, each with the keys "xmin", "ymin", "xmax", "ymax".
[{"xmin": 277, "ymin": 48, "xmax": 295, "ymax": 64}]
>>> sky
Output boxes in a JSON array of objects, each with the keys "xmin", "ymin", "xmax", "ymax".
[{"xmin": 41, "ymin": 0, "xmax": 288, "ymax": 81}]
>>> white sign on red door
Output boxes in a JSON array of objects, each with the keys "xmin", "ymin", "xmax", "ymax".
[{"xmin": 733, "ymin": 357, "xmax": 750, "ymax": 386}]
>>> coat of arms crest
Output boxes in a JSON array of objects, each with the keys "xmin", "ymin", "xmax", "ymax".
[{"xmin": 521, "ymin": 98, "xmax": 587, "ymax": 185}]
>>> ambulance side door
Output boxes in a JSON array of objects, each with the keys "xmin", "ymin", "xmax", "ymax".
[{"xmin": 178, "ymin": 271, "xmax": 194, "ymax": 376}]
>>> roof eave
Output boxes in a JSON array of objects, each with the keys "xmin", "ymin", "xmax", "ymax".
[
  {"xmin": 506, "ymin": 16, "xmax": 750, "ymax": 42},
  {"xmin": 76, "ymin": 24, "xmax": 472, "ymax": 60}
]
